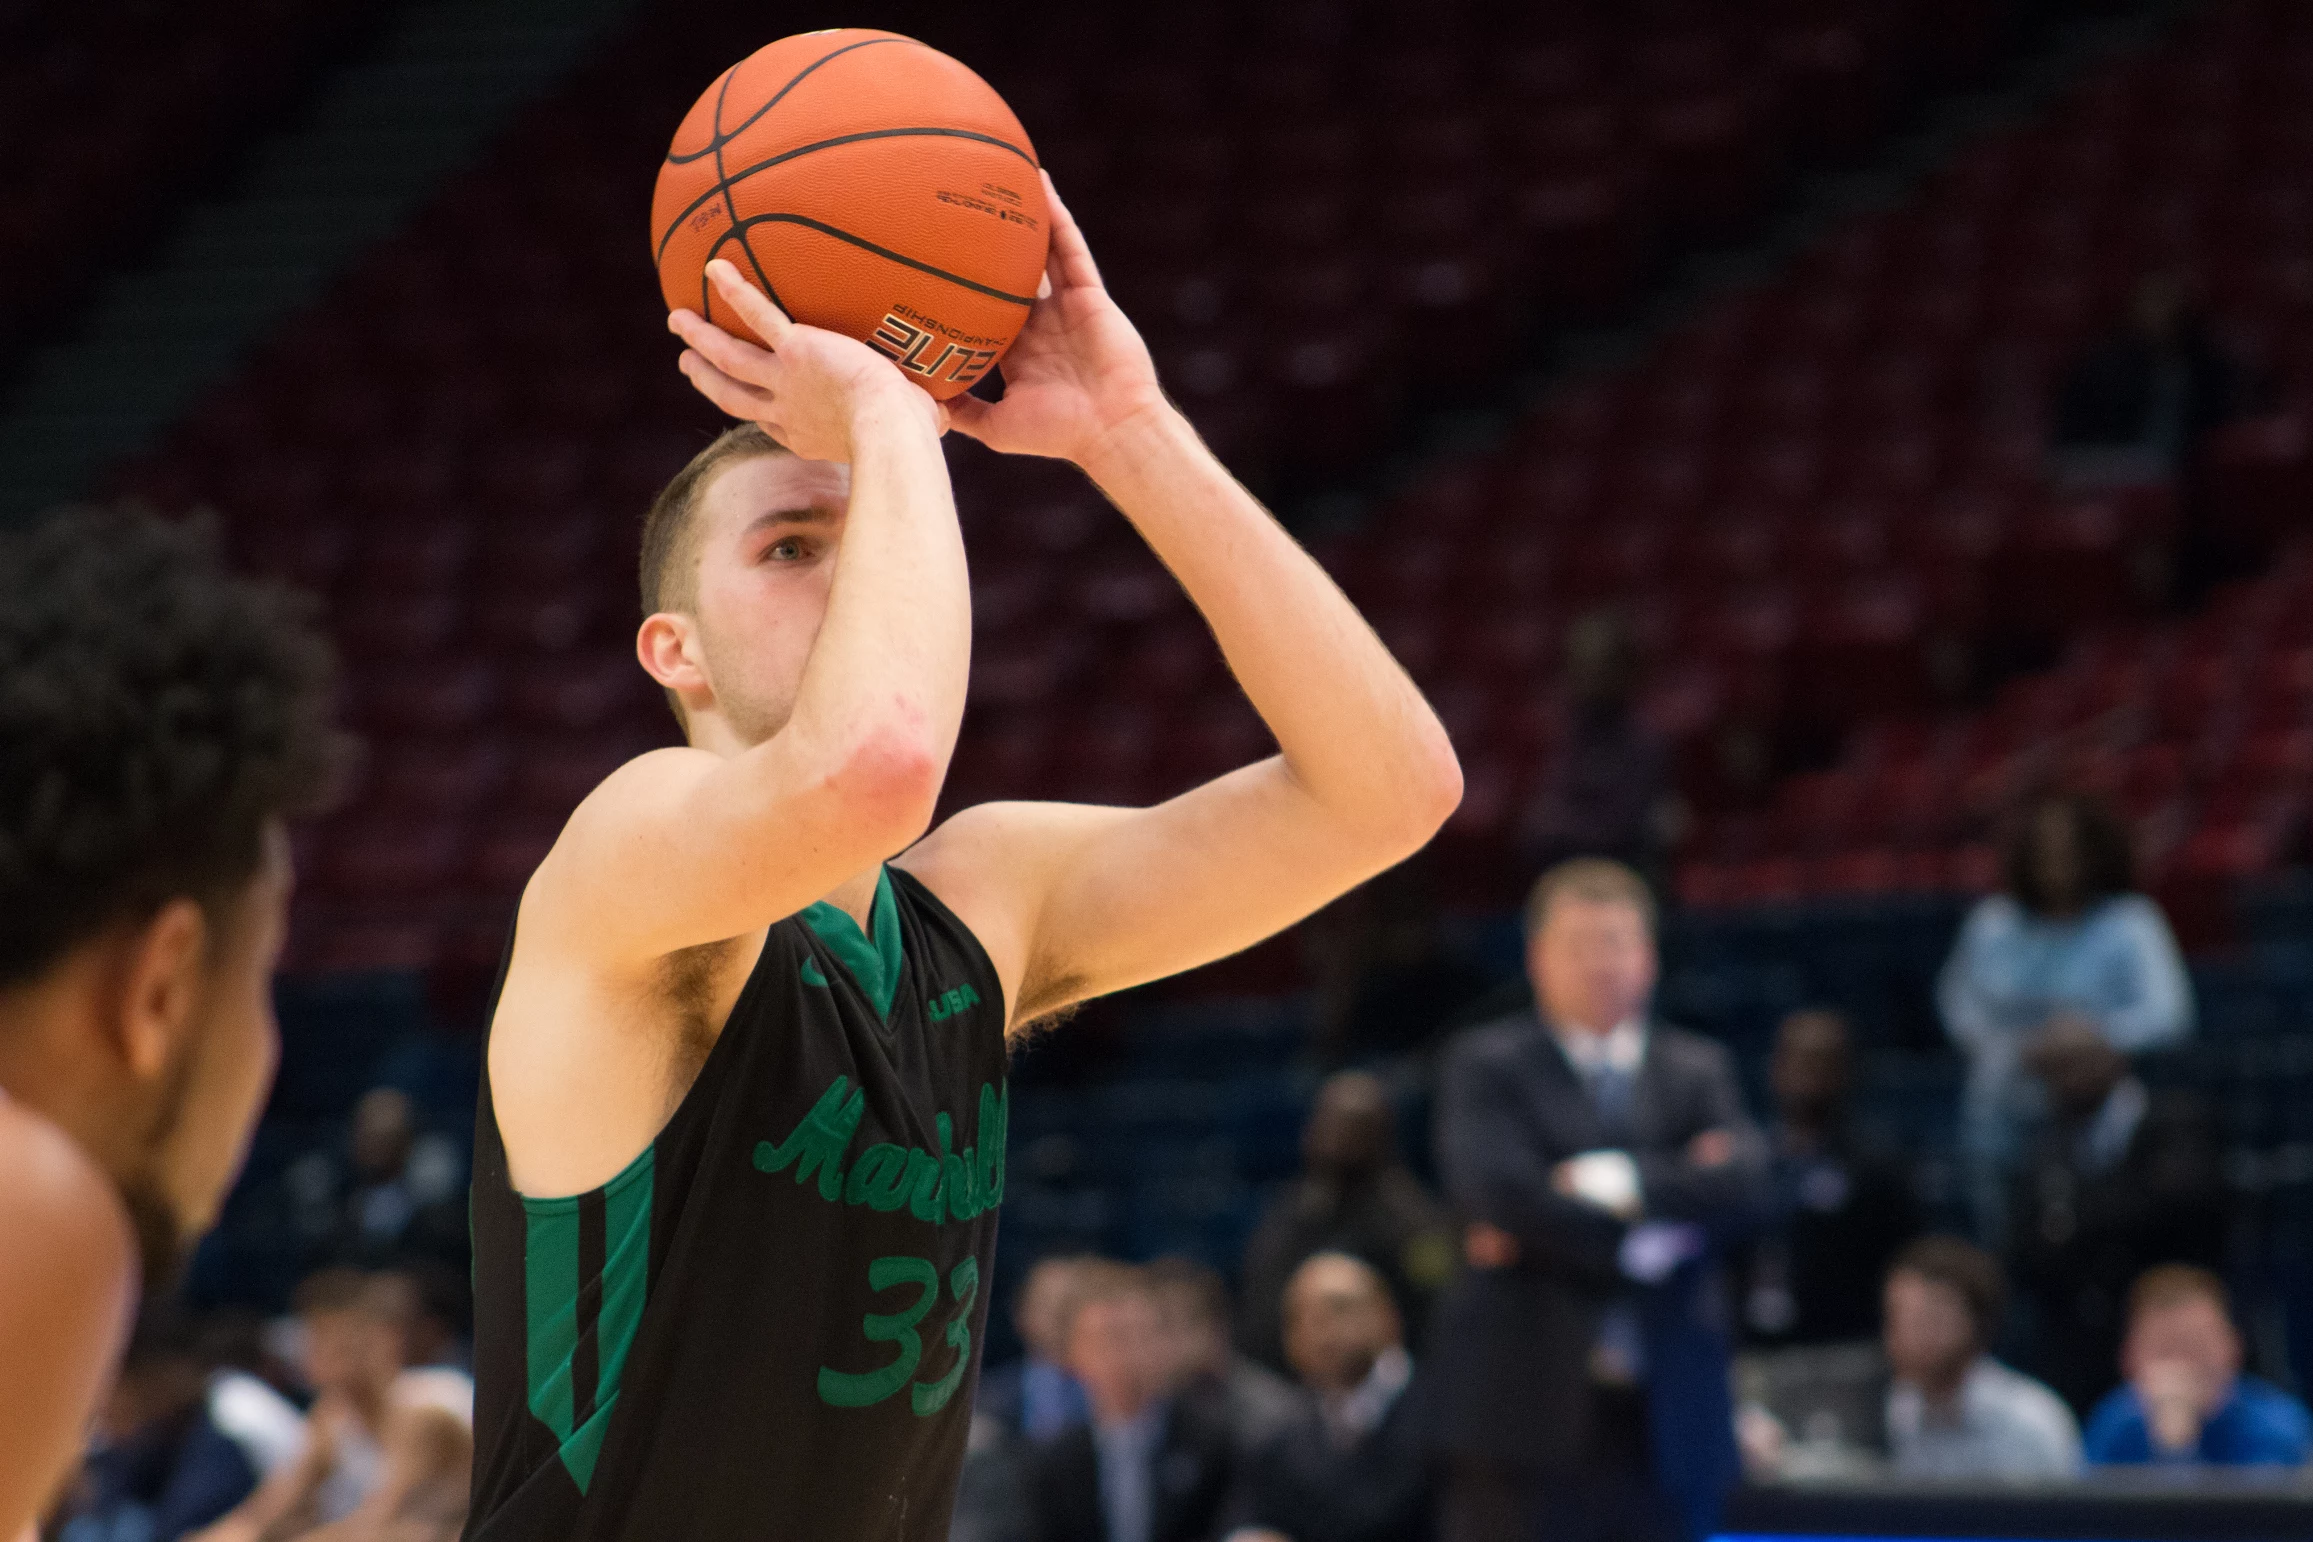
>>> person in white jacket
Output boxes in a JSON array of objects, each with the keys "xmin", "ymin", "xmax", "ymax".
[{"xmin": 1938, "ymin": 793, "xmax": 2192, "ymax": 1243}]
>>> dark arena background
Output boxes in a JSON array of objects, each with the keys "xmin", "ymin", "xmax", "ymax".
[{"xmin": 6, "ymin": 0, "xmax": 2313, "ymax": 1538}]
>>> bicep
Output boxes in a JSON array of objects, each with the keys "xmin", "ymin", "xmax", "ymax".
[{"xmin": 905, "ymin": 759, "xmax": 1401, "ymax": 1028}]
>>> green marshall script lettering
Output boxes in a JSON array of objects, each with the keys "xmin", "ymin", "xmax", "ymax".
[{"xmin": 751, "ymin": 1076, "xmax": 1008, "ymax": 1224}]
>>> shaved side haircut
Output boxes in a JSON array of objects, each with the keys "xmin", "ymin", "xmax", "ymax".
[{"xmin": 638, "ymin": 423, "xmax": 791, "ymax": 619}]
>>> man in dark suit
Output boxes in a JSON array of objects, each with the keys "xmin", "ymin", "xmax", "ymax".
[
  {"xmin": 1431, "ymin": 859, "xmax": 1769, "ymax": 1542},
  {"xmin": 2008, "ymin": 1019, "xmax": 2225, "ymax": 1417},
  {"xmin": 1024, "ymin": 1263, "xmax": 1235, "ymax": 1542},
  {"xmin": 1229, "ymin": 1252, "xmax": 1432, "ymax": 1542}
]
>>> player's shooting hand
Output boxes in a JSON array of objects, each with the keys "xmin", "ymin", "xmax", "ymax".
[
  {"xmin": 943, "ymin": 171, "xmax": 1167, "ymax": 469},
  {"xmin": 671, "ymin": 260, "xmax": 941, "ymax": 461}
]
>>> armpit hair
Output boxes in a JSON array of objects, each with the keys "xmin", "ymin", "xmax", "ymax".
[
  {"xmin": 1006, "ymin": 966, "xmax": 1090, "ymax": 1051},
  {"xmin": 655, "ymin": 939, "xmax": 729, "ymax": 1090}
]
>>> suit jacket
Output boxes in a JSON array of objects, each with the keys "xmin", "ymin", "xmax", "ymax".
[
  {"xmin": 1230, "ymin": 1370, "xmax": 1432, "ymax": 1542},
  {"xmin": 2008, "ymin": 1085, "xmax": 2225, "ymax": 1415},
  {"xmin": 1428, "ymin": 1013, "xmax": 1768, "ymax": 1536},
  {"xmin": 1022, "ymin": 1389, "xmax": 1235, "ymax": 1542}
]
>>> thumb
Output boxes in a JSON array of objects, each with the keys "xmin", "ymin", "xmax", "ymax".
[{"xmin": 942, "ymin": 391, "xmax": 995, "ymax": 443}]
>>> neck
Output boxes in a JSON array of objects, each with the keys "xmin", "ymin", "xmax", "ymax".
[
  {"xmin": 1915, "ymin": 1356, "xmax": 1976, "ymax": 1411},
  {"xmin": 1094, "ymin": 1391, "xmax": 1158, "ymax": 1430},
  {"xmin": 816, "ymin": 866, "xmax": 883, "ymax": 933}
]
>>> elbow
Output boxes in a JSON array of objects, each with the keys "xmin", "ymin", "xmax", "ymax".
[
  {"xmin": 833, "ymin": 722, "xmax": 945, "ymax": 850},
  {"xmin": 1377, "ymin": 725, "xmax": 1464, "ymax": 858}
]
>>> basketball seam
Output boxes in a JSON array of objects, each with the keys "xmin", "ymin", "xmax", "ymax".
[
  {"xmin": 707, "ymin": 61, "xmax": 786, "ymax": 315},
  {"xmin": 711, "ymin": 213, "xmax": 1037, "ymax": 307},
  {"xmin": 654, "ymin": 127, "xmax": 1040, "ymax": 270},
  {"xmin": 664, "ymin": 35, "xmax": 914, "ymax": 166}
]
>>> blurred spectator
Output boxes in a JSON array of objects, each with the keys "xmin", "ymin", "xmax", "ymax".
[
  {"xmin": 2009, "ymin": 1020, "xmax": 2225, "ymax": 1416},
  {"xmin": 1145, "ymin": 1258, "xmax": 1306, "ymax": 1459},
  {"xmin": 189, "ymin": 1271, "xmax": 471, "ymax": 1542},
  {"xmin": 1237, "ymin": 1072, "xmax": 1456, "ymax": 1371},
  {"xmin": 1224, "ymin": 1253, "xmax": 1432, "ymax": 1542},
  {"xmin": 1883, "ymin": 1238, "xmax": 2080, "ymax": 1480},
  {"xmin": 1024, "ymin": 1264, "xmax": 1235, "ymax": 1542},
  {"xmin": 1303, "ymin": 861, "xmax": 1491, "ymax": 1059},
  {"xmin": 1431, "ymin": 859, "xmax": 1766, "ymax": 1542},
  {"xmin": 55, "ymin": 1309, "xmax": 296, "ymax": 1542},
  {"xmin": 980, "ymin": 1255, "xmax": 1096, "ymax": 1443},
  {"xmin": 2083, "ymin": 1266, "xmax": 2312, "ymax": 1466},
  {"xmin": 283, "ymin": 1089, "xmax": 467, "ymax": 1275},
  {"xmin": 1731, "ymin": 1011, "xmax": 1921, "ymax": 1347},
  {"xmin": 1937, "ymin": 793, "xmax": 2193, "ymax": 1242},
  {"xmin": 1520, "ymin": 611, "xmax": 1679, "ymax": 887},
  {"xmin": 2051, "ymin": 273, "xmax": 2248, "ymax": 484},
  {"xmin": 195, "ymin": 1315, "xmax": 308, "ymax": 1485}
]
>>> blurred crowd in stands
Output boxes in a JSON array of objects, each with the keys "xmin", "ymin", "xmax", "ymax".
[{"xmin": 937, "ymin": 830, "xmax": 2307, "ymax": 1542}]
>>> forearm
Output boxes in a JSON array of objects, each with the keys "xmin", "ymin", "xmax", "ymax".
[
  {"xmin": 1082, "ymin": 406, "xmax": 1458, "ymax": 841},
  {"xmin": 767, "ymin": 386, "xmax": 969, "ymax": 790}
]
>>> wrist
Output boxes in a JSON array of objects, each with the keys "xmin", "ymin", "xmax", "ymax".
[
  {"xmin": 845, "ymin": 374, "xmax": 942, "ymax": 453},
  {"xmin": 1076, "ymin": 392, "xmax": 1191, "ymax": 484}
]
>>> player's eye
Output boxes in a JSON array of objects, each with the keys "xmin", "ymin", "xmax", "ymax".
[{"xmin": 767, "ymin": 537, "xmax": 807, "ymax": 562}]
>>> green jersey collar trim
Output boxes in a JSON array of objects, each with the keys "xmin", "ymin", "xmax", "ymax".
[{"xmin": 800, "ymin": 868, "xmax": 902, "ymax": 1019}]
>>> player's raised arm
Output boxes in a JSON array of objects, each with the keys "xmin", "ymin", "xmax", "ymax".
[
  {"xmin": 905, "ymin": 174, "xmax": 1462, "ymax": 1027},
  {"xmin": 523, "ymin": 261, "xmax": 972, "ymax": 967}
]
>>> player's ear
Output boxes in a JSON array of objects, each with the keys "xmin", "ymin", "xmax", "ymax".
[
  {"xmin": 637, "ymin": 612, "xmax": 707, "ymax": 698},
  {"xmin": 114, "ymin": 899, "xmax": 208, "ymax": 1081}
]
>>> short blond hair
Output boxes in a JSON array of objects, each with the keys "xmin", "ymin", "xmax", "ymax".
[{"xmin": 1524, "ymin": 857, "xmax": 1657, "ymax": 938}]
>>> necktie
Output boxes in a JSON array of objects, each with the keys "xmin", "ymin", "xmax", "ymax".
[{"xmin": 1590, "ymin": 1063, "xmax": 1634, "ymax": 1141}]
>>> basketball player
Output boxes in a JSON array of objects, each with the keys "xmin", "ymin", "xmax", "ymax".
[
  {"xmin": 0, "ymin": 507, "xmax": 338, "ymax": 1542},
  {"xmin": 465, "ymin": 174, "xmax": 1462, "ymax": 1541}
]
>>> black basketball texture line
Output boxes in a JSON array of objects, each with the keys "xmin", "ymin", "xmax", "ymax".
[
  {"xmin": 654, "ymin": 126, "xmax": 1039, "ymax": 271},
  {"xmin": 710, "ymin": 212, "xmax": 1039, "ymax": 308},
  {"xmin": 708, "ymin": 60, "xmax": 784, "ymax": 317},
  {"xmin": 663, "ymin": 34, "xmax": 914, "ymax": 168}
]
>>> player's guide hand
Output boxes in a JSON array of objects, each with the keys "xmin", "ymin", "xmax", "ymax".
[
  {"xmin": 669, "ymin": 259, "xmax": 943, "ymax": 461},
  {"xmin": 942, "ymin": 171, "xmax": 1169, "ymax": 469}
]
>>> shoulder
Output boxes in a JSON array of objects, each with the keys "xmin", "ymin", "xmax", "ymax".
[
  {"xmin": 2092, "ymin": 893, "xmax": 2177, "ymax": 940},
  {"xmin": 2081, "ymin": 1385, "xmax": 2144, "ymax": 1453},
  {"xmin": 2234, "ymin": 1378, "xmax": 2313, "ymax": 1447},
  {"xmin": 0, "ymin": 1100, "xmax": 135, "ymax": 1330},
  {"xmin": 1645, "ymin": 1023, "xmax": 1736, "ymax": 1078},
  {"xmin": 1442, "ymin": 1014, "xmax": 1538, "ymax": 1076},
  {"xmin": 1987, "ymin": 1362, "xmax": 2080, "ymax": 1440},
  {"xmin": 903, "ymin": 800, "xmax": 1115, "ymax": 891},
  {"xmin": 1958, "ymin": 894, "xmax": 2024, "ymax": 938}
]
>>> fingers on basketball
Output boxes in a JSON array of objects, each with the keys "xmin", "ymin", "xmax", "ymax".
[
  {"xmin": 707, "ymin": 259, "xmax": 793, "ymax": 347},
  {"xmin": 1039, "ymin": 171, "xmax": 1101, "ymax": 292},
  {"xmin": 678, "ymin": 349, "xmax": 777, "ymax": 423},
  {"xmin": 670, "ymin": 305, "xmax": 778, "ymax": 390}
]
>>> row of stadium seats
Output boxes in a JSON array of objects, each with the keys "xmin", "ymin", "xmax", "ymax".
[
  {"xmin": 1318, "ymin": 0, "xmax": 2313, "ymax": 903},
  {"xmin": 0, "ymin": 0, "xmax": 375, "ymax": 369},
  {"xmin": 1677, "ymin": 535, "xmax": 2313, "ymax": 935}
]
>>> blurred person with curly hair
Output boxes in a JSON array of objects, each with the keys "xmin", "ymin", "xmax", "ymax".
[{"xmin": 0, "ymin": 507, "xmax": 339, "ymax": 1542}]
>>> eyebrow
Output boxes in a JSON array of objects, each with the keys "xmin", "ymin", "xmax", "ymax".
[{"xmin": 742, "ymin": 505, "xmax": 840, "ymax": 535}]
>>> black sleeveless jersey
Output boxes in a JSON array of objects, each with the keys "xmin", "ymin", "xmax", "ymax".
[{"xmin": 464, "ymin": 866, "xmax": 1009, "ymax": 1542}]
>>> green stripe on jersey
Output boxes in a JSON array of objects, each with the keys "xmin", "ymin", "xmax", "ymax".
[
  {"xmin": 521, "ymin": 1145, "xmax": 654, "ymax": 1493},
  {"xmin": 801, "ymin": 867, "xmax": 903, "ymax": 1018}
]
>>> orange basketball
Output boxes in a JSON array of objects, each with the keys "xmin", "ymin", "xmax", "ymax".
[{"xmin": 651, "ymin": 30, "xmax": 1049, "ymax": 402}]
